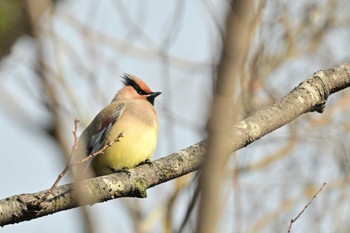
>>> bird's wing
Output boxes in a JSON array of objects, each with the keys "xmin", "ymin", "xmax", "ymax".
[{"xmin": 87, "ymin": 103, "xmax": 125, "ymax": 155}]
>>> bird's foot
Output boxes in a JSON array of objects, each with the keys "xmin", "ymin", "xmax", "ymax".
[
  {"xmin": 138, "ymin": 159, "xmax": 153, "ymax": 167},
  {"xmin": 110, "ymin": 167, "xmax": 131, "ymax": 178}
]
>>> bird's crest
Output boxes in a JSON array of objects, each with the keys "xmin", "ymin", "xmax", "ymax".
[{"xmin": 122, "ymin": 74, "xmax": 152, "ymax": 94}]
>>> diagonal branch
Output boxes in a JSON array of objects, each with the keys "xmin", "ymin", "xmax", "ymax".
[{"xmin": 0, "ymin": 63, "xmax": 349, "ymax": 227}]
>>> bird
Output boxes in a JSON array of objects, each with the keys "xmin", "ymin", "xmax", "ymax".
[{"xmin": 74, "ymin": 74, "xmax": 161, "ymax": 178}]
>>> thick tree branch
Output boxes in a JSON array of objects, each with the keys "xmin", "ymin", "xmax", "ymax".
[
  {"xmin": 0, "ymin": 142, "xmax": 205, "ymax": 227},
  {"xmin": 0, "ymin": 63, "xmax": 350, "ymax": 227}
]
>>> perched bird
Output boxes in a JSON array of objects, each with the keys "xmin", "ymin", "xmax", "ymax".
[{"xmin": 74, "ymin": 74, "xmax": 161, "ymax": 178}]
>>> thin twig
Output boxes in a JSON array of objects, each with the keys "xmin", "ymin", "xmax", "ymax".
[
  {"xmin": 287, "ymin": 182, "xmax": 327, "ymax": 233},
  {"xmin": 71, "ymin": 118, "xmax": 80, "ymax": 157},
  {"xmin": 41, "ymin": 120, "xmax": 123, "ymax": 201},
  {"xmin": 74, "ymin": 133, "xmax": 124, "ymax": 167},
  {"xmin": 40, "ymin": 119, "xmax": 80, "ymax": 200}
]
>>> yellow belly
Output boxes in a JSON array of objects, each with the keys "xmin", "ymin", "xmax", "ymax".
[{"xmin": 91, "ymin": 122, "xmax": 158, "ymax": 176}]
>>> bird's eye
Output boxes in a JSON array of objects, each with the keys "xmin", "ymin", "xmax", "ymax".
[{"xmin": 135, "ymin": 87, "xmax": 147, "ymax": 95}]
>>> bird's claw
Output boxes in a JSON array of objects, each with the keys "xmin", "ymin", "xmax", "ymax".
[
  {"xmin": 110, "ymin": 167, "xmax": 131, "ymax": 178},
  {"xmin": 138, "ymin": 159, "xmax": 153, "ymax": 167}
]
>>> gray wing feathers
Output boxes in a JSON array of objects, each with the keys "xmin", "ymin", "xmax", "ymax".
[{"xmin": 87, "ymin": 103, "xmax": 125, "ymax": 155}]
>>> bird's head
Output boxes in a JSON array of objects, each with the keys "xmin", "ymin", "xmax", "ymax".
[{"xmin": 114, "ymin": 74, "xmax": 161, "ymax": 105}]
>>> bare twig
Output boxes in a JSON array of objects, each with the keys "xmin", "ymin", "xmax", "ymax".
[
  {"xmin": 76, "ymin": 132, "xmax": 124, "ymax": 166},
  {"xmin": 41, "ymin": 120, "xmax": 123, "ymax": 201},
  {"xmin": 287, "ymin": 182, "xmax": 327, "ymax": 233},
  {"xmin": 40, "ymin": 119, "xmax": 80, "ymax": 200}
]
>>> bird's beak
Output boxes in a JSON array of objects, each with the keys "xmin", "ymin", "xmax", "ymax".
[
  {"xmin": 147, "ymin": 92, "xmax": 161, "ymax": 105},
  {"xmin": 149, "ymin": 92, "xmax": 161, "ymax": 98}
]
